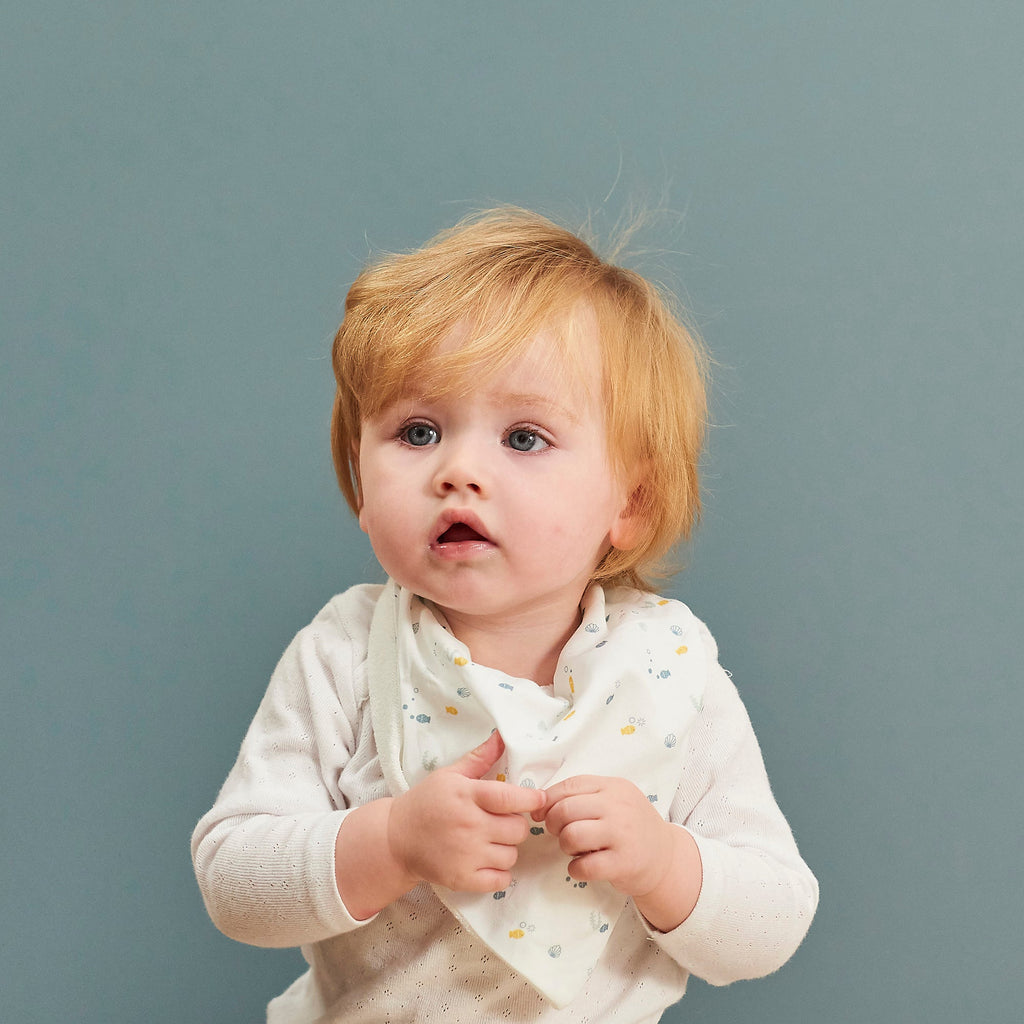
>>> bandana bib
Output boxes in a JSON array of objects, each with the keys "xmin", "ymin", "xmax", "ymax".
[{"xmin": 367, "ymin": 579, "xmax": 707, "ymax": 1007}]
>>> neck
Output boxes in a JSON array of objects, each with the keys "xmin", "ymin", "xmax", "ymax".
[{"xmin": 437, "ymin": 598, "xmax": 586, "ymax": 687}]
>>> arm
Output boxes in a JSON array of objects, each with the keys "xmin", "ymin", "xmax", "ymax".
[
  {"xmin": 190, "ymin": 600, "xmax": 372, "ymax": 948},
  {"xmin": 653, "ymin": 652, "xmax": 818, "ymax": 984},
  {"xmin": 539, "ymin": 631, "xmax": 818, "ymax": 985},
  {"xmin": 192, "ymin": 594, "xmax": 544, "ymax": 944}
]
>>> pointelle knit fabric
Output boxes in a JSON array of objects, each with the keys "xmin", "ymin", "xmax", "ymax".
[{"xmin": 192, "ymin": 583, "xmax": 818, "ymax": 1023}]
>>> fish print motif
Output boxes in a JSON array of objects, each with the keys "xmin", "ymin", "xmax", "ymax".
[{"xmin": 387, "ymin": 581, "xmax": 707, "ymax": 1008}]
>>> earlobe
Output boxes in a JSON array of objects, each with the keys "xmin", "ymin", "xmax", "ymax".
[
  {"xmin": 608, "ymin": 485, "xmax": 645, "ymax": 551},
  {"xmin": 608, "ymin": 512, "xmax": 640, "ymax": 551}
]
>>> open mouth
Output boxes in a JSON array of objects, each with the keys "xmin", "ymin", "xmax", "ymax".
[
  {"xmin": 437, "ymin": 522, "xmax": 487, "ymax": 544},
  {"xmin": 432, "ymin": 510, "xmax": 494, "ymax": 551}
]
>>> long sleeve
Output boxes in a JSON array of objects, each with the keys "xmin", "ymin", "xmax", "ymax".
[
  {"xmin": 650, "ymin": 625, "xmax": 819, "ymax": 985},
  {"xmin": 191, "ymin": 589, "xmax": 817, "ymax": 1021},
  {"xmin": 191, "ymin": 586, "xmax": 385, "ymax": 948}
]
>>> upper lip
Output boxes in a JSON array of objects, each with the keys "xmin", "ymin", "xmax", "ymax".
[{"xmin": 432, "ymin": 507, "xmax": 494, "ymax": 545}]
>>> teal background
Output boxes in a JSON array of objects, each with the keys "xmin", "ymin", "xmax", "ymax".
[{"xmin": 3, "ymin": 3, "xmax": 1021, "ymax": 1021}]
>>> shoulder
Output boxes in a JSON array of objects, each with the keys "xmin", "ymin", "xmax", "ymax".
[
  {"xmin": 603, "ymin": 586, "xmax": 721, "ymax": 660},
  {"xmin": 317, "ymin": 582, "xmax": 385, "ymax": 643},
  {"xmin": 290, "ymin": 582, "xmax": 384, "ymax": 649},
  {"xmin": 271, "ymin": 583, "xmax": 385, "ymax": 703}
]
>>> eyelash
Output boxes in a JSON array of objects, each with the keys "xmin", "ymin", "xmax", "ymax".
[
  {"xmin": 397, "ymin": 421, "xmax": 440, "ymax": 447},
  {"xmin": 395, "ymin": 421, "xmax": 551, "ymax": 452},
  {"xmin": 504, "ymin": 426, "xmax": 550, "ymax": 452}
]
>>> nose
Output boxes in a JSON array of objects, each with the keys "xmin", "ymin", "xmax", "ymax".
[{"xmin": 432, "ymin": 436, "xmax": 487, "ymax": 496}]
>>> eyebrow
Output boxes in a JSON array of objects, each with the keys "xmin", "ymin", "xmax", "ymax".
[{"xmin": 490, "ymin": 391, "xmax": 583, "ymax": 425}]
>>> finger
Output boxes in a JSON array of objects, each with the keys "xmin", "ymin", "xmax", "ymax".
[
  {"xmin": 464, "ymin": 868, "xmax": 514, "ymax": 894},
  {"xmin": 486, "ymin": 812, "xmax": 533, "ymax": 847},
  {"xmin": 538, "ymin": 775, "xmax": 605, "ymax": 809},
  {"xmin": 543, "ymin": 793, "xmax": 607, "ymax": 836},
  {"xmin": 446, "ymin": 847, "xmax": 520, "ymax": 894},
  {"xmin": 556, "ymin": 819, "xmax": 607, "ymax": 858},
  {"xmin": 474, "ymin": 780, "xmax": 547, "ymax": 816},
  {"xmin": 566, "ymin": 849, "xmax": 618, "ymax": 884},
  {"xmin": 532, "ymin": 776, "xmax": 604, "ymax": 821},
  {"xmin": 486, "ymin": 841, "xmax": 522, "ymax": 872},
  {"xmin": 448, "ymin": 731, "xmax": 505, "ymax": 780}
]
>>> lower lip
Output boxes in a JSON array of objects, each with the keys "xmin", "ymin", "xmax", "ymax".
[{"xmin": 430, "ymin": 538, "xmax": 497, "ymax": 561}]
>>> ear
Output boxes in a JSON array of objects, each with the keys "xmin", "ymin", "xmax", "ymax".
[
  {"xmin": 351, "ymin": 440, "xmax": 367, "ymax": 523},
  {"xmin": 608, "ymin": 482, "xmax": 646, "ymax": 552}
]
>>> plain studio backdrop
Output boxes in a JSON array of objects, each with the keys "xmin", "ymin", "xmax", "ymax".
[{"xmin": 2, "ymin": 3, "xmax": 1021, "ymax": 1022}]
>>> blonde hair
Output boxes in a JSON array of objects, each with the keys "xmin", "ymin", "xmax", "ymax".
[{"xmin": 331, "ymin": 207, "xmax": 708, "ymax": 591}]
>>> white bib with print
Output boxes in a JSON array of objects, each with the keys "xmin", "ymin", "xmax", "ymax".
[{"xmin": 367, "ymin": 579, "xmax": 707, "ymax": 1008}]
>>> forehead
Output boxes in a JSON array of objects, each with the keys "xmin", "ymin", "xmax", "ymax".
[{"xmin": 380, "ymin": 308, "xmax": 605, "ymax": 415}]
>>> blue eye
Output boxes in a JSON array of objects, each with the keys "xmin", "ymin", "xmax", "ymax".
[
  {"xmin": 506, "ymin": 428, "xmax": 548, "ymax": 452},
  {"xmin": 402, "ymin": 423, "xmax": 440, "ymax": 446}
]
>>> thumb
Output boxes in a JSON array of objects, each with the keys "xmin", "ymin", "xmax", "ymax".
[{"xmin": 448, "ymin": 730, "xmax": 505, "ymax": 780}]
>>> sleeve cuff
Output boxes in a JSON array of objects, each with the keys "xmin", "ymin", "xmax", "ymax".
[
  {"xmin": 309, "ymin": 810, "xmax": 381, "ymax": 935},
  {"xmin": 640, "ymin": 828, "xmax": 724, "ymax": 952}
]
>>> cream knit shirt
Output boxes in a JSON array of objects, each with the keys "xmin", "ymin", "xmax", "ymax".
[{"xmin": 192, "ymin": 584, "xmax": 818, "ymax": 1023}]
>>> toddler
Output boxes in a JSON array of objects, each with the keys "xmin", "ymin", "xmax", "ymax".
[{"xmin": 192, "ymin": 208, "xmax": 818, "ymax": 1022}]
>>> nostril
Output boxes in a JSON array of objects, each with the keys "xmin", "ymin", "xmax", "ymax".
[
  {"xmin": 437, "ymin": 477, "xmax": 482, "ymax": 494},
  {"xmin": 434, "ymin": 463, "xmax": 484, "ymax": 494}
]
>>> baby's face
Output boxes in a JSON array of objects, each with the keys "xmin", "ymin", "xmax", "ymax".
[{"xmin": 355, "ymin": 319, "xmax": 634, "ymax": 632}]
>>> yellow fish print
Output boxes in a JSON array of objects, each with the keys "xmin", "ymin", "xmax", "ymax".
[
  {"xmin": 453, "ymin": 656, "xmax": 468, "ymax": 666},
  {"xmin": 509, "ymin": 929, "xmax": 525, "ymax": 939},
  {"xmin": 445, "ymin": 706, "xmax": 458, "ymax": 715},
  {"xmin": 620, "ymin": 724, "xmax": 636, "ymax": 735},
  {"xmin": 676, "ymin": 645, "xmax": 688, "ymax": 655}
]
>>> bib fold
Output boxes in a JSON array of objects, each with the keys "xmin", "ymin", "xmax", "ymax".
[{"xmin": 367, "ymin": 579, "xmax": 706, "ymax": 1007}]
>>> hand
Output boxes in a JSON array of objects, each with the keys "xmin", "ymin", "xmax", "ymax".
[
  {"xmin": 388, "ymin": 731, "xmax": 547, "ymax": 893},
  {"xmin": 534, "ymin": 775, "xmax": 677, "ymax": 898}
]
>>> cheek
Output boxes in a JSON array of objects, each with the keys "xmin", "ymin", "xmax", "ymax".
[
  {"xmin": 357, "ymin": 507, "xmax": 406, "ymax": 579},
  {"xmin": 360, "ymin": 500, "xmax": 395, "ymax": 536},
  {"xmin": 355, "ymin": 491, "xmax": 391, "ymax": 543},
  {"xmin": 550, "ymin": 468, "xmax": 622, "ymax": 522},
  {"xmin": 355, "ymin": 457, "xmax": 399, "ymax": 533},
  {"xmin": 539, "ymin": 480, "xmax": 619, "ymax": 550}
]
